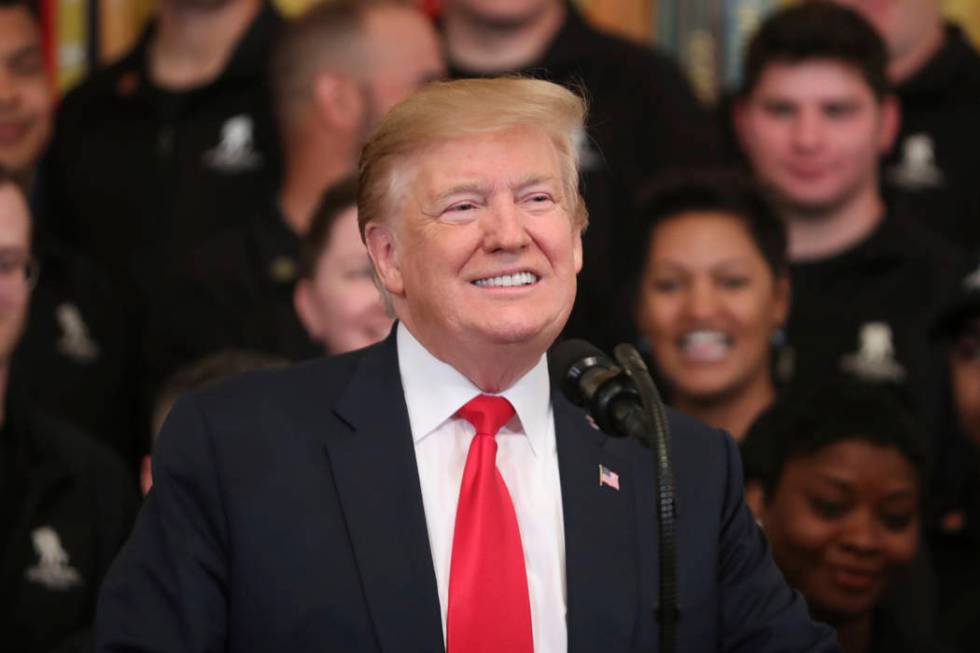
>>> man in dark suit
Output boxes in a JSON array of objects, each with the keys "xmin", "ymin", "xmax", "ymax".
[{"xmin": 96, "ymin": 78, "xmax": 838, "ymax": 652}]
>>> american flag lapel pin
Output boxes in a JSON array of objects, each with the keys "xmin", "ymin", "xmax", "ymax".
[{"xmin": 598, "ymin": 464, "xmax": 620, "ymax": 491}]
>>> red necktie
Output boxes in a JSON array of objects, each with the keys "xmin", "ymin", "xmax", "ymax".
[{"xmin": 447, "ymin": 395, "xmax": 534, "ymax": 653}]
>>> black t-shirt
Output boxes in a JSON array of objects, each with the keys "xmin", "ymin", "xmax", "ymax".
[
  {"xmin": 883, "ymin": 24, "xmax": 980, "ymax": 252},
  {"xmin": 146, "ymin": 201, "xmax": 319, "ymax": 386},
  {"xmin": 10, "ymin": 241, "xmax": 140, "ymax": 464},
  {"xmin": 40, "ymin": 4, "xmax": 283, "ymax": 319},
  {"xmin": 781, "ymin": 214, "xmax": 964, "ymax": 439},
  {"xmin": 449, "ymin": 4, "xmax": 723, "ymax": 351},
  {"xmin": 0, "ymin": 394, "xmax": 137, "ymax": 653}
]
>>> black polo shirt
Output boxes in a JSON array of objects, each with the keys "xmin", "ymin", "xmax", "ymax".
[
  {"xmin": 146, "ymin": 201, "xmax": 319, "ymax": 387},
  {"xmin": 449, "ymin": 4, "xmax": 722, "ymax": 352},
  {"xmin": 0, "ymin": 393, "xmax": 137, "ymax": 653},
  {"xmin": 10, "ymin": 241, "xmax": 140, "ymax": 465},
  {"xmin": 781, "ymin": 214, "xmax": 965, "ymax": 440},
  {"xmin": 883, "ymin": 24, "xmax": 980, "ymax": 252},
  {"xmin": 40, "ymin": 4, "xmax": 283, "ymax": 315}
]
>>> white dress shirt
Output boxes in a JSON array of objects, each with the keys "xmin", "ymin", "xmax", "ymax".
[{"xmin": 397, "ymin": 323, "xmax": 568, "ymax": 653}]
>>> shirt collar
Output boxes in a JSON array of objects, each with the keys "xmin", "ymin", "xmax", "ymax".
[{"xmin": 397, "ymin": 323, "xmax": 553, "ymax": 456}]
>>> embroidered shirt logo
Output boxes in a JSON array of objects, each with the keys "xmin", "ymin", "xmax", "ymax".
[
  {"xmin": 25, "ymin": 527, "xmax": 82, "ymax": 590},
  {"xmin": 204, "ymin": 114, "xmax": 262, "ymax": 173},
  {"xmin": 55, "ymin": 302, "xmax": 99, "ymax": 363},
  {"xmin": 840, "ymin": 322, "xmax": 906, "ymax": 382},
  {"xmin": 887, "ymin": 133, "xmax": 944, "ymax": 190}
]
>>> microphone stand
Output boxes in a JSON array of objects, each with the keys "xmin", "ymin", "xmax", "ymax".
[{"xmin": 613, "ymin": 344, "xmax": 678, "ymax": 653}]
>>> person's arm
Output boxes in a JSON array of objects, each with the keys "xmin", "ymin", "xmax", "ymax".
[
  {"xmin": 95, "ymin": 395, "xmax": 229, "ymax": 652},
  {"xmin": 715, "ymin": 433, "xmax": 841, "ymax": 652}
]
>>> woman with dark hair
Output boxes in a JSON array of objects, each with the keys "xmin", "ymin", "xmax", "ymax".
[
  {"xmin": 741, "ymin": 380, "xmax": 945, "ymax": 653},
  {"xmin": 632, "ymin": 171, "xmax": 790, "ymax": 440}
]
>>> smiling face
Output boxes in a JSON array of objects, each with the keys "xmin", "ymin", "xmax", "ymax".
[
  {"xmin": 0, "ymin": 7, "xmax": 51, "ymax": 177},
  {"xmin": 636, "ymin": 211, "xmax": 788, "ymax": 404},
  {"xmin": 365, "ymin": 126, "xmax": 582, "ymax": 388},
  {"xmin": 735, "ymin": 60, "xmax": 896, "ymax": 218},
  {"xmin": 760, "ymin": 440, "xmax": 920, "ymax": 622}
]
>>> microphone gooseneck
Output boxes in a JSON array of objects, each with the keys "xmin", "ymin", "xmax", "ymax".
[{"xmin": 550, "ymin": 339, "xmax": 678, "ymax": 653}]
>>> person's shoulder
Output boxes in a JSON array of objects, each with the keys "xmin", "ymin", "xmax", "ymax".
[
  {"xmin": 23, "ymin": 407, "xmax": 132, "ymax": 485},
  {"xmin": 56, "ymin": 46, "xmax": 144, "ymax": 125},
  {"xmin": 189, "ymin": 345, "xmax": 374, "ymax": 421}
]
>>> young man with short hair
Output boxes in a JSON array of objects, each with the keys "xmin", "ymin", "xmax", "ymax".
[{"xmin": 733, "ymin": 2, "xmax": 963, "ymax": 442}]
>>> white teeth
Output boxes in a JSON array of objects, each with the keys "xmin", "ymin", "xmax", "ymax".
[
  {"xmin": 681, "ymin": 330, "xmax": 729, "ymax": 346},
  {"xmin": 679, "ymin": 330, "xmax": 732, "ymax": 363},
  {"xmin": 473, "ymin": 272, "xmax": 538, "ymax": 288}
]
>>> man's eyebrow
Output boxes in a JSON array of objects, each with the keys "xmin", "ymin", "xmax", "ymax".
[
  {"xmin": 432, "ymin": 183, "xmax": 490, "ymax": 202},
  {"xmin": 512, "ymin": 175, "xmax": 559, "ymax": 192}
]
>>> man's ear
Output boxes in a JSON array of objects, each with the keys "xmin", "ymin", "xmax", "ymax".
[
  {"xmin": 878, "ymin": 94, "xmax": 901, "ymax": 155},
  {"xmin": 731, "ymin": 96, "xmax": 752, "ymax": 154},
  {"xmin": 312, "ymin": 72, "xmax": 363, "ymax": 131},
  {"xmin": 293, "ymin": 279, "xmax": 322, "ymax": 343},
  {"xmin": 365, "ymin": 222, "xmax": 404, "ymax": 296}
]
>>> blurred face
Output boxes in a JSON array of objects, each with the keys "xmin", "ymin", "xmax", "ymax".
[
  {"xmin": 0, "ymin": 7, "xmax": 52, "ymax": 177},
  {"xmin": 948, "ymin": 322, "xmax": 980, "ymax": 446},
  {"xmin": 367, "ymin": 126, "xmax": 582, "ymax": 375},
  {"xmin": 295, "ymin": 206, "xmax": 392, "ymax": 354},
  {"xmin": 636, "ymin": 212, "xmax": 788, "ymax": 403},
  {"xmin": 0, "ymin": 183, "xmax": 32, "ymax": 363},
  {"xmin": 735, "ymin": 60, "xmax": 897, "ymax": 217},
  {"xmin": 761, "ymin": 440, "xmax": 920, "ymax": 622},
  {"xmin": 831, "ymin": 0, "xmax": 942, "ymax": 62},
  {"xmin": 362, "ymin": 6, "xmax": 445, "ymax": 118}
]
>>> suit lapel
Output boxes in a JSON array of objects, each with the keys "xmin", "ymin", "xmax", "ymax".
[
  {"xmin": 327, "ymin": 335, "xmax": 444, "ymax": 653},
  {"xmin": 554, "ymin": 393, "xmax": 639, "ymax": 653}
]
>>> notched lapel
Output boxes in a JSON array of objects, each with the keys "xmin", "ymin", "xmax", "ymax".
[
  {"xmin": 554, "ymin": 394, "xmax": 639, "ymax": 653},
  {"xmin": 327, "ymin": 336, "xmax": 444, "ymax": 653}
]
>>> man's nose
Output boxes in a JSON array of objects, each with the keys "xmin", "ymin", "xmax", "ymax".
[
  {"xmin": 790, "ymin": 111, "xmax": 823, "ymax": 152},
  {"xmin": 481, "ymin": 200, "xmax": 530, "ymax": 252},
  {"xmin": 682, "ymin": 279, "xmax": 720, "ymax": 321}
]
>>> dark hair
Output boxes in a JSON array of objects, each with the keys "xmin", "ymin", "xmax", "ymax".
[
  {"xmin": 0, "ymin": 0, "xmax": 39, "ymax": 18},
  {"xmin": 740, "ymin": 1, "xmax": 890, "ymax": 100},
  {"xmin": 298, "ymin": 176, "xmax": 359, "ymax": 279},
  {"xmin": 741, "ymin": 379, "xmax": 928, "ymax": 499},
  {"xmin": 152, "ymin": 350, "xmax": 289, "ymax": 446},
  {"xmin": 630, "ymin": 169, "xmax": 788, "ymax": 294}
]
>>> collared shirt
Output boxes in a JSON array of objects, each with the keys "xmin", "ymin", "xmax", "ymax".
[
  {"xmin": 396, "ymin": 323, "xmax": 567, "ymax": 652},
  {"xmin": 41, "ymin": 3, "xmax": 282, "ymax": 315}
]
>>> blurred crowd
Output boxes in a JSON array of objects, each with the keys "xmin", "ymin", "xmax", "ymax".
[{"xmin": 0, "ymin": 0, "xmax": 978, "ymax": 651}]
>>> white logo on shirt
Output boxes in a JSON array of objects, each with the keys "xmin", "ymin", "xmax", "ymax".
[
  {"xmin": 204, "ymin": 114, "xmax": 262, "ymax": 173},
  {"xmin": 840, "ymin": 322, "xmax": 906, "ymax": 382},
  {"xmin": 887, "ymin": 133, "xmax": 944, "ymax": 190},
  {"xmin": 55, "ymin": 302, "xmax": 99, "ymax": 363},
  {"xmin": 25, "ymin": 526, "xmax": 83, "ymax": 590}
]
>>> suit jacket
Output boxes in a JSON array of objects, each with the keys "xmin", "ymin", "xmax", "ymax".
[{"xmin": 96, "ymin": 333, "xmax": 838, "ymax": 652}]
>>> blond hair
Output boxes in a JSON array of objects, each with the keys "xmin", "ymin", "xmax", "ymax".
[{"xmin": 357, "ymin": 77, "xmax": 590, "ymax": 238}]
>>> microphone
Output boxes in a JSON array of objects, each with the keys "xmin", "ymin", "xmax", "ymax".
[
  {"xmin": 550, "ymin": 338, "xmax": 680, "ymax": 652},
  {"xmin": 549, "ymin": 338, "xmax": 652, "ymax": 441}
]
